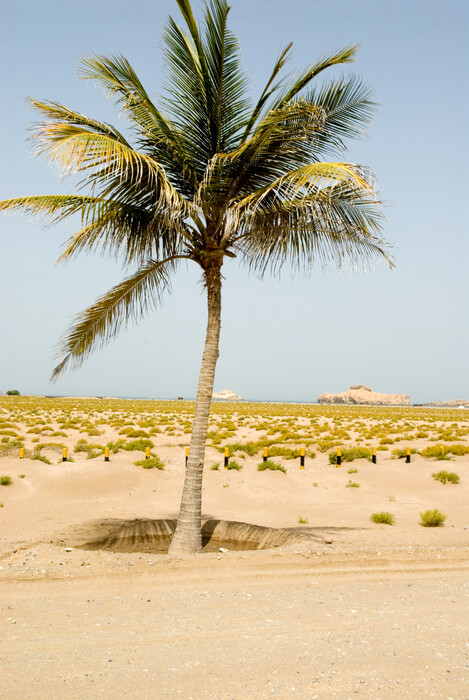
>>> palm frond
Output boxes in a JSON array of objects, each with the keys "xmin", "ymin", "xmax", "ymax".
[
  {"xmin": 0, "ymin": 194, "xmax": 100, "ymax": 225},
  {"xmin": 78, "ymin": 54, "xmax": 199, "ymax": 194},
  {"xmin": 270, "ymin": 45, "xmax": 359, "ymax": 111},
  {"xmin": 198, "ymin": 100, "xmax": 329, "ymax": 214},
  {"xmin": 303, "ymin": 76, "xmax": 376, "ymax": 156},
  {"xmin": 241, "ymin": 43, "xmax": 293, "ymax": 144},
  {"xmin": 52, "ymin": 255, "xmax": 187, "ymax": 380},
  {"xmin": 56, "ymin": 201, "xmax": 190, "ymax": 266},
  {"xmin": 164, "ymin": 0, "xmax": 250, "ymax": 171},
  {"xmin": 202, "ymin": 0, "xmax": 251, "ymax": 151},
  {"xmin": 235, "ymin": 186, "xmax": 391, "ymax": 275},
  {"xmin": 29, "ymin": 99, "xmax": 130, "ymax": 145},
  {"xmin": 29, "ymin": 104, "xmax": 193, "ymax": 222}
]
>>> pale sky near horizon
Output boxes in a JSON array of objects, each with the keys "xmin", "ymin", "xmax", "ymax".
[{"xmin": 1, "ymin": 0, "xmax": 468, "ymax": 404}]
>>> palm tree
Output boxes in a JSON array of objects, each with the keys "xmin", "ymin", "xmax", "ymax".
[{"xmin": 0, "ymin": 0, "xmax": 391, "ymax": 554}]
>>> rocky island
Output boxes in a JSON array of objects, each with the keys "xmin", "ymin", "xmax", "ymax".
[
  {"xmin": 212, "ymin": 388, "xmax": 243, "ymax": 401},
  {"xmin": 318, "ymin": 385, "xmax": 410, "ymax": 406}
]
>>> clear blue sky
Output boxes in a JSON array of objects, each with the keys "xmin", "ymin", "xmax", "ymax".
[{"xmin": 1, "ymin": 0, "xmax": 468, "ymax": 403}]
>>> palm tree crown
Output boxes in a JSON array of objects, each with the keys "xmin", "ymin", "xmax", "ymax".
[{"xmin": 0, "ymin": 0, "xmax": 391, "ymax": 553}]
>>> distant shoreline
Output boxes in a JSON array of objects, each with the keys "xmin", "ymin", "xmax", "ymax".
[{"xmin": 8, "ymin": 394, "xmax": 469, "ymax": 408}]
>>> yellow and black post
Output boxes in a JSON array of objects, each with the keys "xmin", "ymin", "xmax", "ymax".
[
  {"xmin": 185, "ymin": 447, "xmax": 189, "ymax": 467},
  {"xmin": 405, "ymin": 446, "xmax": 411, "ymax": 464},
  {"xmin": 224, "ymin": 447, "xmax": 229, "ymax": 469},
  {"xmin": 104, "ymin": 447, "xmax": 110, "ymax": 462},
  {"xmin": 19, "ymin": 448, "xmax": 24, "ymax": 459},
  {"xmin": 62, "ymin": 447, "xmax": 67, "ymax": 462},
  {"xmin": 300, "ymin": 447, "xmax": 305, "ymax": 469},
  {"xmin": 336, "ymin": 447, "xmax": 342, "ymax": 467},
  {"xmin": 372, "ymin": 447, "xmax": 377, "ymax": 464},
  {"xmin": 145, "ymin": 446, "xmax": 151, "ymax": 460},
  {"xmin": 263, "ymin": 447, "xmax": 268, "ymax": 463}
]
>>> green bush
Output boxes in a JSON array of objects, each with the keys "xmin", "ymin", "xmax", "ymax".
[
  {"xmin": 222, "ymin": 442, "xmax": 259, "ymax": 456},
  {"xmin": 420, "ymin": 509, "xmax": 446, "ymax": 527},
  {"xmin": 329, "ymin": 447, "xmax": 371, "ymax": 464},
  {"xmin": 257, "ymin": 460, "xmax": 286, "ymax": 473},
  {"xmin": 6, "ymin": 390, "xmax": 20, "ymax": 396},
  {"xmin": 421, "ymin": 444, "xmax": 469, "ymax": 459},
  {"xmin": 122, "ymin": 429, "xmax": 150, "ymax": 438},
  {"xmin": 371, "ymin": 511, "xmax": 395, "ymax": 525},
  {"xmin": 74, "ymin": 439, "xmax": 104, "ymax": 459},
  {"xmin": 226, "ymin": 459, "xmax": 242, "ymax": 470},
  {"xmin": 134, "ymin": 455, "xmax": 165, "ymax": 470},
  {"xmin": 106, "ymin": 440, "xmax": 126, "ymax": 454},
  {"xmin": 432, "ymin": 470, "xmax": 459, "ymax": 485},
  {"xmin": 346, "ymin": 481, "xmax": 360, "ymax": 488},
  {"xmin": 210, "ymin": 462, "xmax": 220, "ymax": 470},
  {"xmin": 391, "ymin": 447, "xmax": 418, "ymax": 459},
  {"xmin": 31, "ymin": 454, "xmax": 51, "ymax": 464},
  {"xmin": 0, "ymin": 476, "xmax": 12, "ymax": 486},
  {"xmin": 122, "ymin": 438, "xmax": 154, "ymax": 452}
]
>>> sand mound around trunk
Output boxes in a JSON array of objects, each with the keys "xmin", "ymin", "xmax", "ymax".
[{"xmin": 58, "ymin": 518, "xmax": 312, "ymax": 553}]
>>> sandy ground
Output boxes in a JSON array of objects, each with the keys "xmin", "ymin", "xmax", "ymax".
[{"xmin": 1, "ymin": 412, "xmax": 469, "ymax": 698}]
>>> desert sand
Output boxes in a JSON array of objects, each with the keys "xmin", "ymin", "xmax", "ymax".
[{"xmin": 1, "ymin": 398, "xmax": 468, "ymax": 698}]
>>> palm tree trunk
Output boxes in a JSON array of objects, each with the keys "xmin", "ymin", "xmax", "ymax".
[{"xmin": 168, "ymin": 259, "xmax": 222, "ymax": 555}]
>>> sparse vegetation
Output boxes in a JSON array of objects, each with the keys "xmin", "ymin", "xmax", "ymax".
[
  {"xmin": 329, "ymin": 447, "xmax": 371, "ymax": 464},
  {"xmin": 432, "ymin": 470, "xmax": 459, "ymax": 485},
  {"xmin": 134, "ymin": 455, "xmax": 165, "ymax": 470},
  {"xmin": 226, "ymin": 460, "xmax": 242, "ymax": 470},
  {"xmin": 371, "ymin": 511, "xmax": 395, "ymax": 525},
  {"xmin": 122, "ymin": 438, "xmax": 154, "ymax": 452},
  {"xmin": 31, "ymin": 454, "xmax": 51, "ymax": 464},
  {"xmin": 391, "ymin": 447, "xmax": 418, "ymax": 459},
  {"xmin": 420, "ymin": 509, "xmax": 446, "ymax": 527},
  {"xmin": 0, "ymin": 475, "xmax": 12, "ymax": 485},
  {"xmin": 298, "ymin": 516, "xmax": 309, "ymax": 524},
  {"xmin": 346, "ymin": 481, "xmax": 360, "ymax": 488},
  {"xmin": 257, "ymin": 460, "xmax": 286, "ymax": 473},
  {"xmin": 421, "ymin": 444, "xmax": 469, "ymax": 460}
]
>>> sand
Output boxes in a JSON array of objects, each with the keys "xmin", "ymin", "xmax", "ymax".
[{"xmin": 1, "ymin": 400, "xmax": 468, "ymax": 698}]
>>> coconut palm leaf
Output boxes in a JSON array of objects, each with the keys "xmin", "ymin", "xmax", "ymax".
[
  {"xmin": 52, "ymin": 255, "xmax": 187, "ymax": 380},
  {"xmin": 236, "ymin": 189, "xmax": 389, "ymax": 274},
  {"xmin": 269, "ymin": 45, "xmax": 358, "ymax": 112},
  {"xmin": 0, "ymin": 194, "xmax": 100, "ymax": 225},
  {"xmin": 78, "ymin": 54, "xmax": 198, "ymax": 194},
  {"xmin": 56, "ymin": 202, "xmax": 191, "ymax": 266},
  {"xmin": 240, "ymin": 43, "xmax": 293, "ymax": 145}
]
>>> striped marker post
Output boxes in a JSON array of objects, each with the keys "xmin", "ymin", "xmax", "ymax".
[
  {"xmin": 336, "ymin": 447, "xmax": 342, "ymax": 467},
  {"xmin": 145, "ymin": 447, "xmax": 151, "ymax": 460},
  {"xmin": 62, "ymin": 447, "xmax": 68, "ymax": 462},
  {"xmin": 263, "ymin": 447, "xmax": 268, "ymax": 463},
  {"xmin": 104, "ymin": 447, "xmax": 110, "ymax": 462},
  {"xmin": 405, "ymin": 446, "xmax": 411, "ymax": 464},
  {"xmin": 19, "ymin": 448, "xmax": 24, "ymax": 459},
  {"xmin": 372, "ymin": 447, "xmax": 377, "ymax": 464},
  {"xmin": 224, "ymin": 447, "xmax": 229, "ymax": 469},
  {"xmin": 300, "ymin": 447, "xmax": 305, "ymax": 469},
  {"xmin": 185, "ymin": 447, "xmax": 189, "ymax": 467}
]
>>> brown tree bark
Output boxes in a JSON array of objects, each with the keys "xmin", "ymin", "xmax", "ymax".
[{"xmin": 168, "ymin": 258, "xmax": 222, "ymax": 555}]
